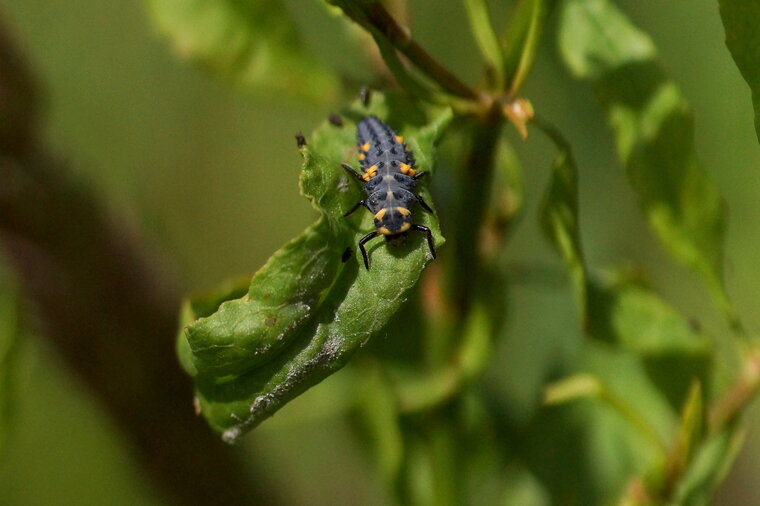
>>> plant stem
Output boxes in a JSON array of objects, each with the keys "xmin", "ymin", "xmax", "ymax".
[
  {"xmin": 708, "ymin": 349, "xmax": 760, "ymax": 432},
  {"xmin": 448, "ymin": 108, "xmax": 503, "ymax": 311},
  {"xmin": 357, "ymin": 2, "xmax": 482, "ymax": 102}
]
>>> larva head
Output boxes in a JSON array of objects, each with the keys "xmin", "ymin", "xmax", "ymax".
[{"xmin": 373, "ymin": 207, "xmax": 412, "ymax": 237}]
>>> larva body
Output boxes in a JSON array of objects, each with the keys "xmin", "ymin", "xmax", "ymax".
[{"xmin": 342, "ymin": 116, "xmax": 436, "ymax": 269}]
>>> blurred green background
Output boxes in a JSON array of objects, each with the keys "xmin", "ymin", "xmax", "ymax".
[{"xmin": 0, "ymin": 0, "xmax": 758, "ymax": 504}]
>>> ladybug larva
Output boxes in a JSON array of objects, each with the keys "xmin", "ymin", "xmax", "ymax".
[{"xmin": 342, "ymin": 116, "xmax": 436, "ymax": 269}]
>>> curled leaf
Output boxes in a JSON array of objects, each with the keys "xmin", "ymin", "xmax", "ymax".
[
  {"xmin": 179, "ymin": 93, "xmax": 452, "ymax": 441},
  {"xmin": 537, "ymin": 119, "xmax": 588, "ymax": 317}
]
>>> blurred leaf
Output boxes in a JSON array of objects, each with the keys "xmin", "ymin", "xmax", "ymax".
[
  {"xmin": 718, "ymin": 0, "xmax": 760, "ymax": 144},
  {"xmin": 587, "ymin": 283, "xmax": 711, "ymax": 356},
  {"xmin": 537, "ymin": 120, "xmax": 588, "ymax": 317},
  {"xmin": 544, "ymin": 373, "xmax": 602, "ymax": 405},
  {"xmin": 368, "ymin": 30, "xmax": 439, "ymax": 102},
  {"xmin": 462, "ymin": 0, "xmax": 505, "ymax": 87},
  {"xmin": 558, "ymin": 0, "xmax": 733, "ymax": 324},
  {"xmin": 666, "ymin": 381, "xmax": 704, "ymax": 496},
  {"xmin": 353, "ymin": 361, "xmax": 403, "ymax": 486},
  {"xmin": 0, "ymin": 267, "xmax": 23, "ymax": 453},
  {"xmin": 558, "ymin": 0, "xmax": 655, "ymax": 79},
  {"xmin": 524, "ymin": 351, "xmax": 670, "ymax": 506},
  {"xmin": 458, "ymin": 300, "xmax": 496, "ymax": 380},
  {"xmin": 502, "ymin": 0, "xmax": 557, "ymax": 94},
  {"xmin": 675, "ymin": 422, "xmax": 746, "ymax": 505},
  {"xmin": 399, "ymin": 417, "xmax": 460, "ymax": 505},
  {"xmin": 327, "ymin": 0, "xmax": 440, "ymax": 101},
  {"xmin": 500, "ymin": 465, "xmax": 551, "ymax": 506},
  {"xmin": 179, "ymin": 94, "xmax": 452, "ymax": 441},
  {"xmin": 544, "ymin": 371, "xmax": 666, "ymax": 454},
  {"xmin": 146, "ymin": 0, "xmax": 339, "ymax": 102},
  {"xmin": 587, "ymin": 281, "xmax": 712, "ymax": 410},
  {"xmin": 392, "ymin": 298, "xmax": 495, "ymax": 414}
]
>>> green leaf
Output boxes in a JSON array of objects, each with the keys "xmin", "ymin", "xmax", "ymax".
[
  {"xmin": 537, "ymin": 120, "xmax": 588, "ymax": 317},
  {"xmin": 544, "ymin": 373, "xmax": 602, "ymax": 405},
  {"xmin": 462, "ymin": 0, "xmax": 505, "ymax": 88},
  {"xmin": 146, "ymin": 0, "xmax": 339, "ymax": 102},
  {"xmin": 663, "ymin": 381, "xmax": 704, "ymax": 497},
  {"xmin": 558, "ymin": 0, "xmax": 655, "ymax": 80},
  {"xmin": 529, "ymin": 347, "xmax": 676, "ymax": 504},
  {"xmin": 718, "ymin": 0, "xmax": 760, "ymax": 144},
  {"xmin": 177, "ymin": 277, "xmax": 251, "ymax": 377},
  {"xmin": 558, "ymin": 0, "xmax": 734, "ymax": 326},
  {"xmin": 368, "ymin": 31, "xmax": 439, "ymax": 103},
  {"xmin": 675, "ymin": 422, "xmax": 746, "ymax": 505},
  {"xmin": 392, "ymin": 298, "xmax": 496, "ymax": 414},
  {"xmin": 353, "ymin": 361, "xmax": 404, "ymax": 486},
  {"xmin": 180, "ymin": 93, "xmax": 452, "ymax": 441},
  {"xmin": 184, "ymin": 220, "xmax": 344, "ymax": 378},
  {"xmin": 586, "ymin": 280, "xmax": 712, "ymax": 410},
  {"xmin": 502, "ymin": 0, "xmax": 557, "ymax": 94},
  {"xmin": 586, "ymin": 282, "xmax": 711, "ymax": 356},
  {"xmin": 544, "ymin": 372, "xmax": 666, "ymax": 453}
]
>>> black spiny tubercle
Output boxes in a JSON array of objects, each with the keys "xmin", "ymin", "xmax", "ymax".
[{"xmin": 342, "ymin": 116, "xmax": 436, "ymax": 269}]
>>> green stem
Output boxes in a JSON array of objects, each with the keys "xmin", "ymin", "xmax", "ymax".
[
  {"xmin": 708, "ymin": 349, "xmax": 760, "ymax": 432},
  {"xmin": 448, "ymin": 109, "xmax": 504, "ymax": 315},
  {"xmin": 429, "ymin": 107, "xmax": 503, "ymax": 369}
]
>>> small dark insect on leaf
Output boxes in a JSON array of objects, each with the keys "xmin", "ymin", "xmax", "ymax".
[
  {"xmin": 359, "ymin": 86, "xmax": 372, "ymax": 107},
  {"xmin": 343, "ymin": 116, "xmax": 437, "ymax": 269},
  {"xmin": 341, "ymin": 246, "xmax": 353, "ymax": 263},
  {"xmin": 295, "ymin": 132, "xmax": 307, "ymax": 148},
  {"xmin": 328, "ymin": 113, "xmax": 343, "ymax": 126}
]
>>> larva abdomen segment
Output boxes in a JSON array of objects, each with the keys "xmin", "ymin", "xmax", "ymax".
[{"xmin": 356, "ymin": 116, "xmax": 415, "ymax": 179}]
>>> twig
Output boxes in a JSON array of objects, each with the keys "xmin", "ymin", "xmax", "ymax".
[
  {"xmin": 342, "ymin": 2, "xmax": 481, "ymax": 102},
  {"xmin": 708, "ymin": 350, "xmax": 760, "ymax": 432},
  {"xmin": 446, "ymin": 106, "xmax": 504, "ymax": 317}
]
